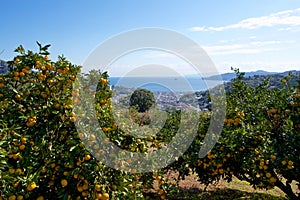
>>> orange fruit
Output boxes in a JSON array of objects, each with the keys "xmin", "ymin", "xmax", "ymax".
[
  {"xmin": 82, "ymin": 183, "xmax": 89, "ymax": 190},
  {"xmin": 112, "ymin": 123, "xmax": 117, "ymax": 130},
  {"xmin": 19, "ymin": 144, "xmax": 26, "ymax": 150},
  {"xmin": 158, "ymin": 189, "xmax": 164, "ymax": 195},
  {"xmin": 269, "ymin": 177, "xmax": 277, "ymax": 184},
  {"xmin": 287, "ymin": 165, "xmax": 293, "ymax": 170},
  {"xmin": 84, "ymin": 154, "xmax": 91, "ymax": 161},
  {"xmin": 70, "ymin": 75, "xmax": 76, "ymax": 81},
  {"xmin": 95, "ymin": 193, "xmax": 102, "ymax": 199},
  {"xmin": 21, "ymin": 137, "xmax": 27, "ymax": 144},
  {"xmin": 15, "ymin": 94, "xmax": 22, "ymax": 100},
  {"xmin": 112, "ymin": 184, "xmax": 117, "ymax": 190},
  {"xmin": 77, "ymin": 186, "xmax": 83, "ymax": 192},
  {"xmin": 89, "ymin": 134, "xmax": 96, "ymax": 140},
  {"xmin": 270, "ymin": 155, "xmax": 276, "ymax": 161},
  {"xmin": 81, "ymin": 191, "xmax": 88, "ymax": 197},
  {"xmin": 14, "ymin": 72, "xmax": 19, "ymax": 77},
  {"xmin": 26, "ymin": 120, "xmax": 36, "ymax": 127},
  {"xmin": 17, "ymin": 195, "xmax": 23, "ymax": 200},
  {"xmin": 101, "ymin": 193, "xmax": 109, "ymax": 200},
  {"xmin": 27, "ymin": 182, "xmax": 37, "ymax": 191},
  {"xmin": 19, "ymin": 72, "xmax": 25, "ymax": 77},
  {"xmin": 16, "ymin": 168, "xmax": 23, "ymax": 174},
  {"xmin": 63, "ymin": 171, "xmax": 69, "ymax": 176},
  {"xmin": 41, "ymin": 168, "xmax": 47, "ymax": 173},
  {"xmin": 61, "ymin": 179, "xmax": 68, "ymax": 187},
  {"xmin": 266, "ymin": 173, "xmax": 271, "ymax": 178},
  {"xmin": 41, "ymin": 93, "xmax": 47, "ymax": 99},
  {"xmin": 54, "ymin": 103, "xmax": 61, "ymax": 109},
  {"xmin": 95, "ymin": 184, "xmax": 101, "ymax": 191},
  {"xmin": 8, "ymin": 195, "xmax": 16, "ymax": 200}
]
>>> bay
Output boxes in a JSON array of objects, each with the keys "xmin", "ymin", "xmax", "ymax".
[{"xmin": 108, "ymin": 77, "xmax": 224, "ymax": 92}]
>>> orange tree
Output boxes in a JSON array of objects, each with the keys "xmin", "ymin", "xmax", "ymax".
[
  {"xmin": 0, "ymin": 43, "xmax": 158, "ymax": 199},
  {"xmin": 166, "ymin": 69, "xmax": 299, "ymax": 199},
  {"xmin": 220, "ymin": 70, "xmax": 299, "ymax": 200}
]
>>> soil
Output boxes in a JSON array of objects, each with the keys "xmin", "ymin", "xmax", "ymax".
[{"xmin": 143, "ymin": 171, "xmax": 294, "ymax": 200}]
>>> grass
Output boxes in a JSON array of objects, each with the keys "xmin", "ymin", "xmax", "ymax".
[
  {"xmin": 187, "ymin": 188, "xmax": 285, "ymax": 200},
  {"xmin": 145, "ymin": 188, "xmax": 286, "ymax": 200}
]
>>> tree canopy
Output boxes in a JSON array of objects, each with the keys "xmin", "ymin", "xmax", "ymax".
[{"xmin": 129, "ymin": 88, "xmax": 156, "ymax": 112}]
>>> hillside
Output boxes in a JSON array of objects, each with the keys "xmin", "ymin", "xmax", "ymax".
[
  {"xmin": 193, "ymin": 70, "xmax": 300, "ymax": 110},
  {"xmin": 204, "ymin": 70, "xmax": 279, "ymax": 82}
]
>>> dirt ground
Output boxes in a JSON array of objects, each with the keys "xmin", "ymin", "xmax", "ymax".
[{"xmin": 144, "ymin": 171, "xmax": 298, "ymax": 200}]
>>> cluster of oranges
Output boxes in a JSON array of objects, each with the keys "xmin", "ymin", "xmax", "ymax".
[
  {"xmin": 196, "ymin": 152, "xmax": 233, "ymax": 177},
  {"xmin": 281, "ymin": 160, "xmax": 294, "ymax": 170},
  {"xmin": 13, "ymin": 66, "xmax": 30, "ymax": 81},
  {"xmin": 224, "ymin": 117, "xmax": 241, "ymax": 126},
  {"xmin": 26, "ymin": 116, "xmax": 37, "ymax": 127},
  {"xmin": 100, "ymin": 77, "xmax": 109, "ymax": 85}
]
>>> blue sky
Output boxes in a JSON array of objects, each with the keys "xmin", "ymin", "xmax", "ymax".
[{"xmin": 1, "ymin": 0, "xmax": 300, "ymax": 75}]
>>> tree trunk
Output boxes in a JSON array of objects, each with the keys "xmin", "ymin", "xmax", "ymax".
[{"xmin": 275, "ymin": 180, "xmax": 298, "ymax": 200}]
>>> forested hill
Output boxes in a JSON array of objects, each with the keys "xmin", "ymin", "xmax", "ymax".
[
  {"xmin": 0, "ymin": 59, "xmax": 9, "ymax": 74},
  {"xmin": 204, "ymin": 70, "xmax": 279, "ymax": 81},
  {"xmin": 229, "ymin": 70, "xmax": 299, "ymax": 89},
  {"xmin": 195, "ymin": 70, "xmax": 299, "ymax": 110}
]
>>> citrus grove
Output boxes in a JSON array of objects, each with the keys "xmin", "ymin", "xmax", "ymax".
[
  {"xmin": 0, "ymin": 43, "xmax": 159, "ymax": 200},
  {"xmin": 0, "ymin": 44, "xmax": 299, "ymax": 199},
  {"xmin": 166, "ymin": 69, "xmax": 300, "ymax": 200}
]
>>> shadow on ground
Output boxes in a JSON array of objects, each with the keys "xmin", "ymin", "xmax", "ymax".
[{"xmin": 144, "ymin": 188, "xmax": 286, "ymax": 200}]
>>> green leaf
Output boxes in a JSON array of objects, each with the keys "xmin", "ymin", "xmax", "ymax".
[
  {"xmin": 70, "ymin": 146, "xmax": 76, "ymax": 152},
  {"xmin": 14, "ymin": 45, "xmax": 25, "ymax": 54},
  {"xmin": 36, "ymin": 41, "xmax": 42, "ymax": 50}
]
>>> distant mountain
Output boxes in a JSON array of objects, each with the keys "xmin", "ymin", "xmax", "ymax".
[
  {"xmin": 276, "ymin": 70, "xmax": 299, "ymax": 76},
  {"xmin": 204, "ymin": 70, "xmax": 278, "ymax": 81},
  {"xmin": 0, "ymin": 59, "xmax": 9, "ymax": 74}
]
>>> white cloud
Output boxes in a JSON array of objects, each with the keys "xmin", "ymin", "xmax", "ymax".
[
  {"xmin": 189, "ymin": 26, "xmax": 206, "ymax": 31},
  {"xmin": 250, "ymin": 40, "xmax": 294, "ymax": 46},
  {"xmin": 191, "ymin": 8, "xmax": 300, "ymax": 31},
  {"xmin": 203, "ymin": 40, "xmax": 293, "ymax": 55},
  {"xmin": 278, "ymin": 26, "xmax": 300, "ymax": 32}
]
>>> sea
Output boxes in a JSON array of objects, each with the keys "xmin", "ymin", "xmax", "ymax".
[{"xmin": 108, "ymin": 77, "xmax": 224, "ymax": 93}]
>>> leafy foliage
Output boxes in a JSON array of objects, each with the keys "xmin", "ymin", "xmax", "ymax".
[
  {"xmin": 0, "ymin": 43, "xmax": 299, "ymax": 200},
  {"xmin": 168, "ymin": 69, "xmax": 300, "ymax": 200},
  {"xmin": 129, "ymin": 88, "xmax": 156, "ymax": 112},
  {"xmin": 0, "ymin": 44, "xmax": 159, "ymax": 199}
]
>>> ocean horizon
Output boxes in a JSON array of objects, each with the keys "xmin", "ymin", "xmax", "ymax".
[{"xmin": 108, "ymin": 77, "xmax": 224, "ymax": 92}]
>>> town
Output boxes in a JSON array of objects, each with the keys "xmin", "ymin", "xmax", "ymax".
[{"xmin": 111, "ymin": 85, "xmax": 211, "ymax": 112}]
